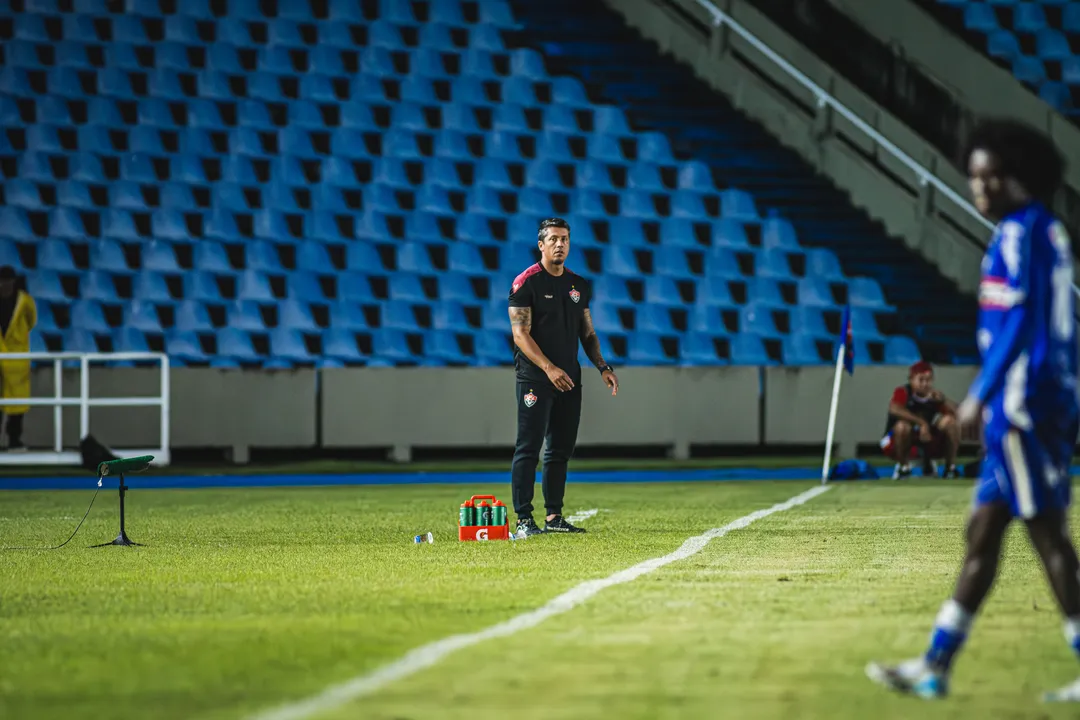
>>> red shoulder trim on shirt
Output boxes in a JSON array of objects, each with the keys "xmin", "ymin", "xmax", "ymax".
[{"xmin": 510, "ymin": 263, "xmax": 542, "ymax": 293}]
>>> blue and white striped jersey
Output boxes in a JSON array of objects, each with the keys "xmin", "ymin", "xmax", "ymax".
[{"xmin": 970, "ymin": 201, "xmax": 1078, "ymax": 430}]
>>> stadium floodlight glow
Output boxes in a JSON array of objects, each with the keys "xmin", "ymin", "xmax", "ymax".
[{"xmin": 92, "ymin": 455, "xmax": 155, "ymax": 548}]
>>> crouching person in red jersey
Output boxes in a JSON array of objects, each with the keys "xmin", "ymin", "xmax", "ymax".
[{"xmin": 881, "ymin": 361, "xmax": 960, "ymax": 479}]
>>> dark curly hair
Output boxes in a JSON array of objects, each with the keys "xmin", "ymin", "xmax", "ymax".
[{"xmin": 961, "ymin": 118, "xmax": 1066, "ymax": 203}]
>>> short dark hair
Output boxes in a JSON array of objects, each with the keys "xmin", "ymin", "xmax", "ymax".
[
  {"xmin": 537, "ymin": 217, "xmax": 570, "ymax": 243},
  {"xmin": 962, "ymin": 118, "xmax": 1066, "ymax": 202}
]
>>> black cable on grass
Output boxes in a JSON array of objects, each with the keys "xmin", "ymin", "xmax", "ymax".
[{"xmin": 2, "ymin": 487, "xmax": 101, "ymax": 550}]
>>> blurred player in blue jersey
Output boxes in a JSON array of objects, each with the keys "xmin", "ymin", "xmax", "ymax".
[{"xmin": 867, "ymin": 119, "xmax": 1080, "ymax": 702}]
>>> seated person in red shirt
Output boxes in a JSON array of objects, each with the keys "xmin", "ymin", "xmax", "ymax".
[{"xmin": 880, "ymin": 361, "xmax": 960, "ymax": 479}]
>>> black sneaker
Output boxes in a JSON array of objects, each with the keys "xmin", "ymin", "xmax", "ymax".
[
  {"xmin": 516, "ymin": 517, "xmax": 545, "ymax": 537},
  {"xmin": 943, "ymin": 465, "xmax": 960, "ymax": 479},
  {"xmin": 544, "ymin": 515, "xmax": 586, "ymax": 533}
]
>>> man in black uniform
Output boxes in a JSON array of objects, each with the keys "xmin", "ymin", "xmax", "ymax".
[{"xmin": 508, "ymin": 218, "xmax": 619, "ymax": 536}]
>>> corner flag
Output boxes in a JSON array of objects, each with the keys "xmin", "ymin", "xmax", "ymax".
[
  {"xmin": 838, "ymin": 305, "xmax": 855, "ymax": 375},
  {"xmin": 822, "ymin": 305, "xmax": 855, "ymax": 483}
]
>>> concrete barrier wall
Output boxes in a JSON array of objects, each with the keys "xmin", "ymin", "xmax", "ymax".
[{"xmin": 15, "ymin": 365, "xmax": 975, "ymax": 459}]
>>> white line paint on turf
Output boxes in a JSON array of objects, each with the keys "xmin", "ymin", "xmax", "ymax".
[
  {"xmin": 247, "ymin": 485, "xmax": 832, "ymax": 720},
  {"xmin": 566, "ymin": 508, "xmax": 600, "ymax": 523}
]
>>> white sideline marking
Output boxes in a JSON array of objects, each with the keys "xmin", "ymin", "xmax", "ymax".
[
  {"xmin": 566, "ymin": 508, "xmax": 600, "ymax": 523},
  {"xmin": 248, "ymin": 485, "xmax": 832, "ymax": 720}
]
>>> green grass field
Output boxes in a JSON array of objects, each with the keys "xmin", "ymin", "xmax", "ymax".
[{"xmin": 3, "ymin": 479, "xmax": 1080, "ymax": 720}]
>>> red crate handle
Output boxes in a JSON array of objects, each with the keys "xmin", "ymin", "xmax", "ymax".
[{"xmin": 469, "ymin": 494, "xmax": 499, "ymax": 504}]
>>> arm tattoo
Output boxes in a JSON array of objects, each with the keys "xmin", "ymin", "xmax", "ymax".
[
  {"xmin": 509, "ymin": 307, "xmax": 532, "ymax": 332},
  {"xmin": 579, "ymin": 309, "xmax": 607, "ymax": 369}
]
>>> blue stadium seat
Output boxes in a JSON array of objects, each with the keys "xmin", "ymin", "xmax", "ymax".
[
  {"xmin": 1066, "ymin": 4, "xmax": 1080, "ymax": 33},
  {"xmin": 287, "ymin": 272, "xmax": 327, "ymax": 302},
  {"xmin": 278, "ymin": 300, "xmax": 319, "ymax": 332},
  {"xmin": 704, "ymin": 248, "xmax": 744, "ymax": 279},
  {"xmin": 593, "ymin": 276, "xmax": 632, "ymax": 305},
  {"xmin": 64, "ymin": 329, "xmax": 101, "ymax": 354},
  {"xmin": 588, "ymin": 134, "xmax": 624, "ymax": 163},
  {"xmin": 963, "ymin": 3, "xmax": 998, "ymax": 33},
  {"xmin": 848, "ymin": 277, "xmax": 892, "ymax": 310},
  {"xmin": 748, "ymin": 278, "xmax": 787, "ymax": 308},
  {"xmin": 323, "ymin": 328, "xmax": 366, "ymax": 363},
  {"xmin": 113, "ymin": 327, "xmax": 151, "ymax": 353},
  {"xmin": 328, "ymin": 301, "xmax": 369, "ymax": 330},
  {"xmin": 681, "ymin": 333, "xmax": 724, "ymax": 365},
  {"xmin": 577, "ymin": 161, "xmax": 614, "ymax": 192},
  {"xmin": 588, "ymin": 304, "xmax": 625, "ymax": 333},
  {"xmin": 628, "ymin": 163, "xmax": 665, "ymax": 192},
  {"xmin": 217, "ymin": 328, "xmax": 261, "ymax": 362},
  {"xmin": 133, "ymin": 273, "xmax": 174, "ymax": 303},
  {"xmin": 184, "ymin": 272, "xmax": 224, "ymax": 302},
  {"xmin": 35, "ymin": 303, "xmax": 59, "ymax": 334},
  {"xmin": 730, "ymin": 334, "xmax": 773, "ymax": 365},
  {"xmin": 108, "ymin": 182, "xmax": 145, "ymax": 211},
  {"xmin": 39, "ymin": 240, "xmax": 78, "ymax": 272},
  {"xmin": 636, "ymin": 305, "xmax": 675, "ymax": 333},
  {"xmin": 345, "ymin": 243, "xmax": 386, "ymax": 273},
  {"xmin": 603, "ymin": 246, "xmax": 641, "ymax": 277},
  {"xmin": 430, "ymin": 301, "xmax": 470, "ymax": 332},
  {"xmin": 0, "ymin": 208, "xmax": 35, "ymax": 241},
  {"xmin": 655, "ymin": 247, "xmax": 696, "ymax": 278},
  {"xmin": 504, "ymin": 77, "xmax": 539, "ymax": 106},
  {"xmin": 553, "ymin": 77, "xmax": 591, "ymax": 108},
  {"xmin": 56, "ymin": 181, "xmax": 94, "ymax": 210},
  {"xmin": 368, "ymin": 20, "xmax": 407, "ymax": 49},
  {"xmin": 0, "ymin": 241, "xmax": 20, "ymax": 270},
  {"xmin": 1036, "ymin": 29, "xmax": 1070, "ymax": 61},
  {"xmin": 90, "ymin": 240, "xmax": 132, "ymax": 275},
  {"xmin": 166, "ymin": 331, "xmax": 209, "ymax": 363},
  {"xmin": 518, "ymin": 188, "xmax": 557, "ymax": 216},
  {"xmin": 71, "ymin": 300, "xmax": 111, "ymax": 333},
  {"xmin": 806, "ymin": 248, "xmax": 845, "ymax": 281},
  {"xmin": 850, "ymin": 307, "xmax": 884, "ymax": 340},
  {"xmin": 482, "ymin": 301, "xmax": 510, "ymax": 330},
  {"xmin": 789, "ymin": 306, "xmax": 829, "ymax": 338},
  {"xmin": 427, "ymin": 330, "xmax": 472, "ymax": 364},
  {"xmin": 627, "ymin": 332, "xmax": 675, "ymax": 366},
  {"xmin": 475, "ymin": 330, "xmax": 513, "ymax": 365},
  {"xmin": 796, "ymin": 277, "xmax": 834, "ymax": 308},
  {"xmin": 5, "ymin": 180, "xmax": 43, "ymax": 208},
  {"xmin": 389, "ymin": 274, "xmax": 429, "ymax": 302},
  {"xmin": 720, "ymin": 189, "xmax": 758, "ymax": 221},
  {"xmin": 143, "ymin": 242, "xmax": 182, "ymax": 273},
  {"xmin": 371, "ymin": 329, "xmax": 417, "ymax": 363},
  {"xmin": 29, "ymin": 272, "xmax": 69, "ymax": 302},
  {"xmin": 711, "ymin": 219, "xmax": 750, "ymax": 249},
  {"xmin": 486, "ymin": 131, "xmax": 525, "ymax": 161},
  {"xmin": 511, "ymin": 49, "xmax": 547, "ymax": 80},
  {"xmin": 467, "ymin": 187, "xmax": 505, "ymax": 215},
  {"xmin": 988, "ymin": 30, "xmax": 1020, "ymax": 62},
  {"xmin": 238, "ymin": 270, "xmax": 276, "ymax": 302},
  {"xmin": 740, "ymin": 304, "xmax": 779, "ymax": 337},
  {"xmin": 696, "ymin": 277, "xmax": 735, "ymax": 307},
  {"xmin": 757, "ymin": 249, "xmax": 793, "ymax": 279},
  {"xmin": 783, "ymin": 335, "xmax": 825, "ymax": 365},
  {"xmin": 885, "ymin": 336, "xmax": 922, "ymax": 365},
  {"xmin": 174, "ymin": 300, "xmax": 214, "ymax": 333},
  {"xmin": 80, "ymin": 271, "xmax": 119, "ymax": 302},
  {"xmin": 226, "ymin": 301, "xmax": 268, "ymax": 331}
]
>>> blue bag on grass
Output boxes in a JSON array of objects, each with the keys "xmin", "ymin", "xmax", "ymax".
[{"xmin": 828, "ymin": 459, "xmax": 879, "ymax": 481}]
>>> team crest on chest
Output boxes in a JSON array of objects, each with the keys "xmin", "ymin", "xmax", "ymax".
[
  {"xmin": 523, "ymin": 391, "xmax": 537, "ymax": 408},
  {"xmin": 569, "ymin": 287, "xmax": 580, "ymax": 303}
]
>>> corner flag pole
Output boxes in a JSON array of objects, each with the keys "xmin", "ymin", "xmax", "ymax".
[{"xmin": 821, "ymin": 344, "xmax": 846, "ymax": 485}]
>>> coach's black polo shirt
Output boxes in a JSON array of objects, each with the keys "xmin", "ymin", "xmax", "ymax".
[{"xmin": 508, "ymin": 263, "xmax": 592, "ymax": 387}]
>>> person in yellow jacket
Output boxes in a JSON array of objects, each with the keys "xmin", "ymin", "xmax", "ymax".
[{"xmin": 0, "ymin": 265, "xmax": 37, "ymax": 452}]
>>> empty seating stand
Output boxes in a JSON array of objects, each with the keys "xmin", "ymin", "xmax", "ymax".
[{"xmin": 0, "ymin": 0, "xmax": 922, "ymax": 368}]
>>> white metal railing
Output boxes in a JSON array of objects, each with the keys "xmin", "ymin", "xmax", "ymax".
[
  {"xmin": 694, "ymin": 0, "xmax": 1080, "ymax": 301},
  {"xmin": 0, "ymin": 352, "xmax": 169, "ymax": 466}
]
